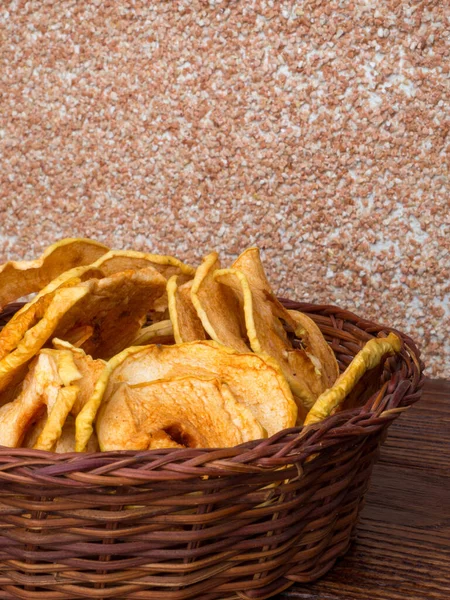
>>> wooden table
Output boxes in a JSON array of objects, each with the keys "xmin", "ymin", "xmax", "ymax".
[{"xmin": 279, "ymin": 378, "xmax": 450, "ymax": 600}]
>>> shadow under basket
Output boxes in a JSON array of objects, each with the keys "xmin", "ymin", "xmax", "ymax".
[{"xmin": 0, "ymin": 300, "xmax": 424, "ymax": 600}]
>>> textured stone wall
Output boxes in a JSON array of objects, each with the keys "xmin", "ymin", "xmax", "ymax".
[{"xmin": 0, "ymin": 1, "xmax": 448, "ymax": 376}]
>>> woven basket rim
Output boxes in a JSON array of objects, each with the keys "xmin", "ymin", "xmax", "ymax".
[{"xmin": 0, "ymin": 298, "xmax": 424, "ymax": 468}]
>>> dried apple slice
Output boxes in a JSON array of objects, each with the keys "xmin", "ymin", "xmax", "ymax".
[
  {"xmin": 167, "ymin": 276, "xmax": 206, "ymax": 344},
  {"xmin": 5, "ymin": 248, "xmax": 193, "ymax": 331},
  {"xmin": 131, "ymin": 320, "xmax": 175, "ymax": 346},
  {"xmin": 287, "ymin": 309, "xmax": 339, "ymax": 389},
  {"xmin": 215, "ymin": 267, "xmax": 321, "ymax": 419},
  {"xmin": 76, "ymin": 340, "xmax": 297, "ymax": 451},
  {"xmin": 94, "ymin": 250, "xmax": 195, "ymax": 323},
  {"xmin": 51, "ymin": 339, "xmax": 106, "ymax": 416},
  {"xmin": 0, "ymin": 350, "xmax": 79, "ymax": 448},
  {"xmin": 0, "ymin": 292, "xmax": 56, "ymax": 361},
  {"xmin": 21, "ymin": 342, "xmax": 103, "ymax": 452},
  {"xmin": 190, "ymin": 252, "xmax": 248, "ymax": 352},
  {"xmin": 0, "ymin": 267, "xmax": 166, "ymax": 395},
  {"xmin": 0, "ymin": 238, "xmax": 108, "ymax": 309},
  {"xmin": 58, "ymin": 416, "xmax": 100, "ymax": 453},
  {"xmin": 304, "ymin": 333, "xmax": 402, "ymax": 425},
  {"xmin": 97, "ymin": 376, "xmax": 265, "ymax": 451},
  {"xmin": 93, "ymin": 249, "xmax": 195, "ymax": 279},
  {"xmin": 24, "ymin": 415, "xmax": 100, "ymax": 453}
]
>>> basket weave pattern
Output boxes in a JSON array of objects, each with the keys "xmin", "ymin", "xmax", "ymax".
[{"xmin": 0, "ymin": 300, "xmax": 424, "ymax": 600}]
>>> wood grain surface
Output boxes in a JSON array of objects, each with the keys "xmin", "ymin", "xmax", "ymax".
[{"xmin": 279, "ymin": 378, "xmax": 450, "ymax": 600}]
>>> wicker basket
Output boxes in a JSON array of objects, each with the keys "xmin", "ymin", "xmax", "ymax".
[{"xmin": 0, "ymin": 300, "xmax": 424, "ymax": 600}]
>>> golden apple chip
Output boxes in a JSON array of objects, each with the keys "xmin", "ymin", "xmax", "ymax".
[
  {"xmin": 0, "ymin": 349, "xmax": 79, "ymax": 448},
  {"xmin": 76, "ymin": 340, "xmax": 297, "ymax": 451},
  {"xmin": 0, "ymin": 292, "xmax": 56, "ymax": 362},
  {"xmin": 1, "ymin": 266, "xmax": 104, "ymax": 343},
  {"xmin": 131, "ymin": 320, "xmax": 175, "ymax": 346},
  {"xmin": 0, "ymin": 238, "xmax": 108, "ymax": 309},
  {"xmin": 93, "ymin": 250, "xmax": 195, "ymax": 323},
  {"xmin": 54, "ymin": 268, "xmax": 166, "ymax": 359},
  {"xmin": 57, "ymin": 416, "xmax": 100, "ymax": 453},
  {"xmin": 215, "ymin": 248, "xmax": 338, "ymax": 418},
  {"xmin": 287, "ymin": 310, "xmax": 339, "ymax": 390},
  {"xmin": 93, "ymin": 249, "xmax": 195, "ymax": 279},
  {"xmin": 24, "ymin": 415, "xmax": 99, "ymax": 453},
  {"xmin": 51, "ymin": 339, "xmax": 106, "ymax": 416},
  {"xmin": 22, "ymin": 342, "xmax": 104, "ymax": 452},
  {"xmin": 215, "ymin": 265, "xmax": 323, "ymax": 420},
  {"xmin": 2, "ymin": 342, "xmax": 105, "ymax": 451},
  {"xmin": 34, "ymin": 385, "xmax": 79, "ymax": 451},
  {"xmin": 191, "ymin": 252, "xmax": 249, "ymax": 353},
  {"xmin": 0, "ymin": 268, "xmax": 166, "ymax": 395},
  {"xmin": 167, "ymin": 276, "xmax": 206, "ymax": 344},
  {"xmin": 4, "ymin": 249, "xmax": 192, "ymax": 332},
  {"xmin": 304, "ymin": 333, "xmax": 402, "ymax": 425},
  {"xmin": 0, "ymin": 286, "xmax": 88, "ymax": 396},
  {"xmin": 97, "ymin": 376, "xmax": 265, "ymax": 451}
]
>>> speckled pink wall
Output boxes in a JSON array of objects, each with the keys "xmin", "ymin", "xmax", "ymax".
[{"xmin": 0, "ymin": 1, "xmax": 449, "ymax": 377}]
